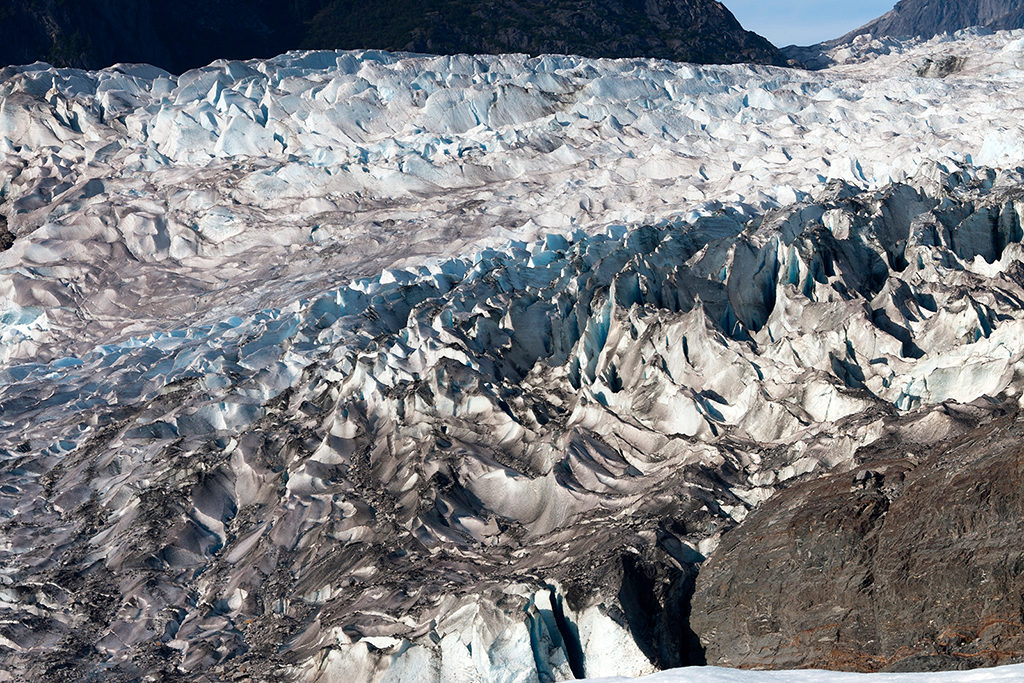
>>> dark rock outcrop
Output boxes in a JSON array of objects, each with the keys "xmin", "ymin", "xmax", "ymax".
[
  {"xmin": 691, "ymin": 402, "xmax": 1024, "ymax": 672},
  {"xmin": 0, "ymin": 215, "xmax": 12, "ymax": 252},
  {"xmin": 840, "ymin": 0, "xmax": 1024, "ymax": 42},
  {"xmin": 0, "ymin": 0, "xmax": 782, "ymax": 73},
  {"xmin": 916, "ymin": 55, "xmax": 969, "ymax": 78}
]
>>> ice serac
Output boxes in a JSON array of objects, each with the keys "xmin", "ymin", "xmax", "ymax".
[{"xmin": 3, "ymin": 30, "xmax": 1024, "ymax": 682}]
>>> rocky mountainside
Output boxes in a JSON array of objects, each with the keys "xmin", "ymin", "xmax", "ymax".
[
  {"xmin": 840, "ymin": 0, "xmax": 1024, "ymax": 42},
  {"xmin": 0, "ymin": 0, "xmax": 781, "ymax": 73}
]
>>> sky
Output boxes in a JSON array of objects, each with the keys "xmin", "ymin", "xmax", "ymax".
[{"xmin": 726, "ymin": 0, "xmax": 898, "ymax": 47}]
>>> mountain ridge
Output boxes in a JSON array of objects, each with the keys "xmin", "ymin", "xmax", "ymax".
[
  {"xmin": 840, "ymin": 0, "xmax": 1024, "ymax": 42},
  {"xmin": 0, "ymin": 0, "xmax": 782, "ymax": 73}
]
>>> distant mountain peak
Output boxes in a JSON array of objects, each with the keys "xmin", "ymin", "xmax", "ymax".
[{"xmin": 840, "ymin": 0, "xmax": 1024, "ymax": 42}]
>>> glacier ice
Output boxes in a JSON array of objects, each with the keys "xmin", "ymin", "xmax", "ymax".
[{"xmin": 3, "ymin": 28, "xmax": 1024, "ymax": 682}]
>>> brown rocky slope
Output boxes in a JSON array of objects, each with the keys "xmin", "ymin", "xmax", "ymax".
[{"xmin": 691, "ymin": 399, "xmax": 1024, "ymax": 672}]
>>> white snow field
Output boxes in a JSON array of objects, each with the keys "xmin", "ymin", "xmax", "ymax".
[
  {"xmin": 3, "ymin": 25, "xmax": 1024, "ymax": 683},
  {"xmin": 584, "ymin": 662, "xmax": 1024, "ymax": 682}
]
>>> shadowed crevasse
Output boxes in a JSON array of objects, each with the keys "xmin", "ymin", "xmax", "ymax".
[{"xmin": 617, "ymin": 553, "xmax": 707, "ymax": 670}]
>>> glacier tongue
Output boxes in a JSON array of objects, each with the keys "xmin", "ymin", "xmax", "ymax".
[{"xmin": 4, "ymin": 29, "xmax": 1024, "ymax": 683}]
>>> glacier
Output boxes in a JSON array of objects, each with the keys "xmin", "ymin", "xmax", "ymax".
[{"xmin": 2, "ymin": 26, "xmax": 1024, "ymax": 683}]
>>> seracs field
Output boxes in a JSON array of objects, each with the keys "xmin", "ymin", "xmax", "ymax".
[{"xmin": 2, "ymin": 27, "xmax": 1024, "ymax": 682}]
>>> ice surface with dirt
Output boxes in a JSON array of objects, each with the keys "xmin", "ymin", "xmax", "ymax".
[
  {"xmin": 3, "ymin": 27, "xmax": 1024, "ymax": 360},
  {"xmin": 3, "ymin": 26, "xmax": 1024, "ymax": 683}
]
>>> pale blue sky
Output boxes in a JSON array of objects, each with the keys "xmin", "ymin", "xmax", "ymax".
[{"xmin": 727, "ymin": 0, "xmax": 898, "ymax": 47}]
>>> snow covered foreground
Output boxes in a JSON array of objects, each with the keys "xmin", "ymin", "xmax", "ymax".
[
  {"xmin": 4, "ymin": 26, "xmax": 1024, "ymax": 683},
  {"xmin": 584, "ymin": 663, "xmax": 1024, "ymax": 683}
]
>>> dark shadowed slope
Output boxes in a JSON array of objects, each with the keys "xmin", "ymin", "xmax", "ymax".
[{"xmin": 0, "ymin": 0, "xmax": 781, "ymax": 73}]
